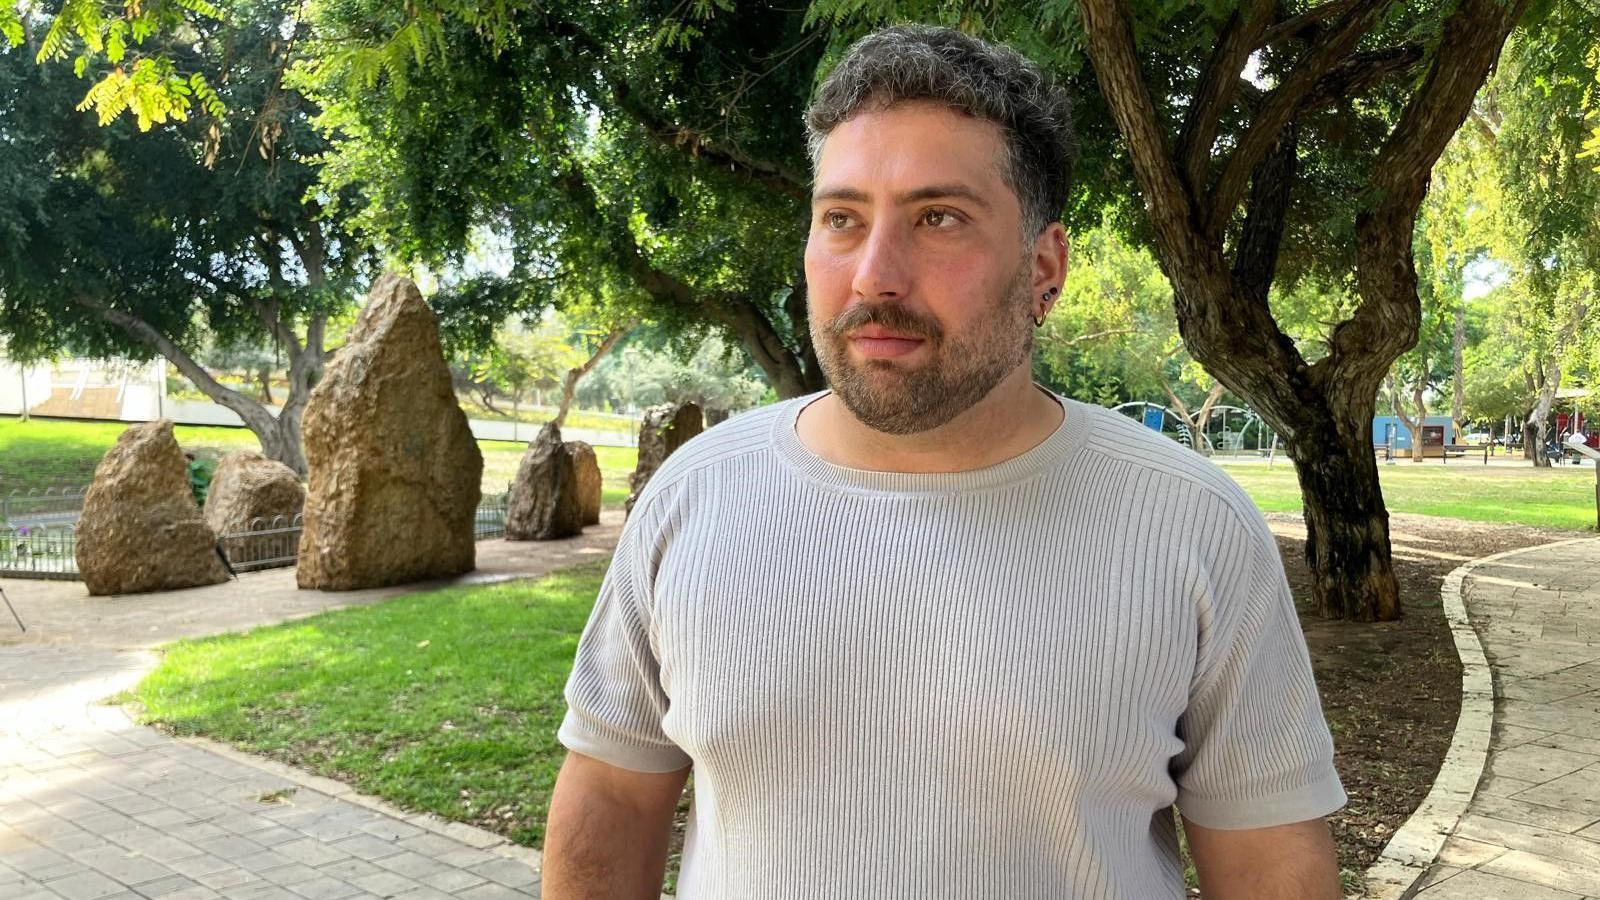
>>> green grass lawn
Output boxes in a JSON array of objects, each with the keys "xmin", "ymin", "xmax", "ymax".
[
  {"xmin": 456, "ymin": 399, "xmax": 638, "ymax": 435},
  {"xmin": 1, "ymin": 416, "xmax": 638, "ymax": 502},
  {"xmin": 1216, "ymin": 459, "xmax": 1599, "ymax": 532},
  {"xmin": 479, "ymin": 441, "xmax": 636, "ymax": 508},
  {"xmin": 129, "ymin": 563, "xmax": 609, "ymax": 847},
  {"xmin": 0, "ymin": 416, "xmax": 261, "ymax": 490}
]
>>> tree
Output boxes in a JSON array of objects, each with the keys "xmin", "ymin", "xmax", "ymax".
[
  {"xmin": 0, "ymin": 0, "xmax": 378, "ymax": 474},
  {"xmin": 1, "ymin": 0, "xmax": 228, "ymax": 129},
  {"xmin": 293, "ymin": 1, "xmax": 830, "ymax": 399},
  {"xmin": 1415, "ymin": 3, "xmax": 1600, "ymax": 464},
  {"xmin": 1480, "ymin": 5, "xmax": 1599, "ymax": 465},
  {"xmin": 1071, "ymin": 0, "xmax": 1534, "ymax": 620},
  {"xmin": 1036, "ymin": 223, "xmax": 1230, "ymax": 447},
  {"xmin": 577, "ymin": 333, "xmax": 770, "ymax": 419}
]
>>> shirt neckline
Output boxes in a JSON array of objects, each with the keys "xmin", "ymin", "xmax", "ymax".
[{"xmin": 768, "ymin": 387, "xmax": 1090, "ymax": 495}]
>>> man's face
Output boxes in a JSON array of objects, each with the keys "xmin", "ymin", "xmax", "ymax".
[{"xmin": 805, "ymin": 101, "xmax": 1038, "ymax": 435}]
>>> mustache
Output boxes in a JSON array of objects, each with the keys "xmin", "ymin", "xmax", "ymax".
[{"xmin": 825, "ymin": 302, "xmax": 943, "ymax": 342}]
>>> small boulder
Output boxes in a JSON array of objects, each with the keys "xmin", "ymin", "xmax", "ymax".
[
  {"xmin": 626, "ymin": 402, "xmax": 703, "ymax": 516},
  {"xmin": 297, "ymin": 274, "xmax": 483, "ymax": 590},
  {"xmin": 567, "ymin": 440, "xmax": 602, "ymax": 526},
  {"xmin": 75, "ymin": 420, "xmax": 230, "ymax": 595},
  {"xmin": 506, "ymin": 423, "xmax": 584, "ymax": 541},
  {"xmin": 203, "ymin": 451, "xmax": 305, "ymax": 535}
]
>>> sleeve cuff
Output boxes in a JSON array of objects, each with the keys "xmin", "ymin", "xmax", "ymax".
[
  {"xmin": 558, "ymin": 709, "xmax": 693, "ymax": 774},
  {"xmin": 1177, "ymin": 767, "xmax": 1347, "ymax": 830}
]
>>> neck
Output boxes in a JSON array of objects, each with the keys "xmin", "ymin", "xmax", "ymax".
[{"xmin": 795, "ymin": 365, "xmax": 1064, "ymax": 474}]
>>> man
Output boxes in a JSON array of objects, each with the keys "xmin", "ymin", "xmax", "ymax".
[{"xmin": 543, "ymin": 24, "xmax": 1346, "ymax": 899}]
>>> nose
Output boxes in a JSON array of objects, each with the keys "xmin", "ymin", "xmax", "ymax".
[{"xmin": 850, "ymin": 221, "xmax": 912, "ymax": 301}]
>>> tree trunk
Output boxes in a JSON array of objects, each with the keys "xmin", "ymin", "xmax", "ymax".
[
  {"xmin": 1390, "ymin": 376, "xmax": 1422, "ymax": 462},
  {"xmin": 1528, "ymin": 351, "xmax": 1560, "ymax": 467},
  {"xmin": 1452, "ymin": 302, "xmax": 1466, "ymax": 437},
  {"xmin": 554, "ymin": 323, "xmax": 632, "ymax": 428},
  {"xmin": 1286, "ymin": 386, "xmax": 1403, "ymax": 621},
  {"xmin": 258, "ymin": 366, "xmax": 275, "ymax": 404},
  {"xmin": 1411, "ymin": 382, "xmax": 1428, "ymax": 462},
  {"xmin": 1074, "ymin": 0, "xmax": 1526, "ymax": 621}
]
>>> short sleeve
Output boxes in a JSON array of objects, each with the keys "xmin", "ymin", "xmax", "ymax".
[
  {"xmin": 1173, "ymin": 532, "xmax": 1347, "ymax": 830},
  {"xmin": 558, "ymin": 525, "xmax": 692, "ymax": 773}
]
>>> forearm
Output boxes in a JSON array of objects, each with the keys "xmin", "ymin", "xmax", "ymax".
[
  {"xmin": 542, "ymin": 753, "xmax": 686, "ymax": 900},
  {"xmin": 1183, "ymin": 816, "xmax": 1341, "ymax": 900}
]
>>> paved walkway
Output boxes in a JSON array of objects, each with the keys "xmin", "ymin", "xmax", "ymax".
[
  {"xmin": 1, "ymin": 515, "xmax": 622, "ymax": 900},
  {"xmin": 1417, "ymin": 537, "xmax": 1600, "ymax": 899}
]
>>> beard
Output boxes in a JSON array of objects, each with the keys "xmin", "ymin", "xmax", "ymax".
[{"xmin": 811, "ymin": 262, "xmax": 1035, "ymax": 435}]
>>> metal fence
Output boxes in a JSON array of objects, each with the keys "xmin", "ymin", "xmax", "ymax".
[
  {"xmin": 475, "ymin": 491, "xmax": 509, "ymax": 540},
  {"xmin": 1, "ymin": 487, "xmax": 88, "ymax": 528},
  {"xmin": 1, "ymin": 493, "xmax": 514, "ymax": 581},
  {"xmin": 0, "ymin": 524, "xmax": 79, "ymax": 580},
  {"xmin": 218, "ymin": 514, "xmax": 305, "ymax": 573}
]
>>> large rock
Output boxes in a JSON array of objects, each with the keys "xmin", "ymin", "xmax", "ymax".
[
  {"xmin": 75, "ymin": 420, "xmax": 230, "ymax": 595},
  {"xmin": 297, "ymin": 274, "xmax": 484, "ymax": 590},
  {"xmin": 203, "ymin": 451, "xmax": 305, "ymax": 535},
  {"xmin": 506, "ymin": 423, "xmax": 584, "ymax": 541},
  {"xmin": 568, "ymin": 440, "xmax": 602, "ymax": 526},
  {"xmin": 625, "ymin": 402, "xmax": 703, "ymax": 516}
]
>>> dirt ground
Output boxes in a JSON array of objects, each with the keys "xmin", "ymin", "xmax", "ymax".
[{"xmin": 1270, "ymin": 511, "xmax": 1582, "ymax": 884}]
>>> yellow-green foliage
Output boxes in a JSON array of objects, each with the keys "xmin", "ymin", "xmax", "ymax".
[{"xmin": 9, "ymin": 0, "xmax": 227, "ymax": 130}]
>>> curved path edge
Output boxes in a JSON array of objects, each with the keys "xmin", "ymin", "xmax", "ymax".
[
  {"xmin": 158, "ymin": 728, "xmax": 539, "ymax": 869},
  {"xmin": 1360, "ymin": 537, "xmax": 1599, "ymax": 900}
]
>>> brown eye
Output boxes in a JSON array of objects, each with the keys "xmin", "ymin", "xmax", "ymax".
[
  {"xmin": 825, "ymin": 212, "xmax": 853, "ymax": 230},
  {"xmin": 922, "ymin": 208, "xmax": 953, "ymax": 228}
]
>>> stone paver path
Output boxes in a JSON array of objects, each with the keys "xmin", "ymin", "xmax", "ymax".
[
  {"xmin": 1417, "ymin": 537, "xmax": 1600, "ymax": 899},
  {"xmin": 1, "ymin": 516, "xmax": 622, "ymax": 900}
]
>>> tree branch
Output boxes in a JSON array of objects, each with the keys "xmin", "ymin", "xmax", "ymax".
[
  {"xmin": 554, "ymin": 322, "xmax": 633, "ymax": 427},
  {"xmin": 1207, "ymin": 0, "xmax": 1391, "ymax": 235},
  {"xmin": 70, "ymin": 295, "xmax": 274, "ymax": 430},
  {"xmin": 1176, "ymin": 0, "xmax": 1275, "ymax": 196},
  {"xmin": 1325, "ymin": 0, "xmax": 1533, "ymax": 394},
  {"xmin": 1038, "ymin": 328, "xmax": 1140, "ymax": 349},
  {"xmin": 1076, "ymin": 0, "xmax": 1215, "ymax": 287},
  {"xmin": 1259, "ymin": 0, "xmax": 1361, "ymax": 47},
  {"xmin": 553, "ymin": 162, "xmax": 813, "ymax": 396},
  {"xmin": 608, "ymin": 79, "xmax": 808, "ymax": 201},
  {"xmin": 1302, "ymin": 45, "xmax": 1426, "ymax": 109},
  {"xmin": 1233, "ymin": 121, "xmax": 1298, "ymax": 305}
]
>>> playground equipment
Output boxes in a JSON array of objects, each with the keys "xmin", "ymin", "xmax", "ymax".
[{"xmin": 1109, "ymin": 401, "xmax": 1276, "ymax": 457}]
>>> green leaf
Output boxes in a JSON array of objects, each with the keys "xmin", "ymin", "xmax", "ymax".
[{"xmin": 0, "ymin": 7, "xmax": 23, "ymax": 47}]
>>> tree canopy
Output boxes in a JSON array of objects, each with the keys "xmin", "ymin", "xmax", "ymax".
[{"xmin": 0, "ymin": 0, "xmax": 379, "ymax": 471}]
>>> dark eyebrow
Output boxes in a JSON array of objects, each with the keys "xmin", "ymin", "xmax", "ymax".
[{"xmin": 811, "ymin": 184, "xmax": 992, "ymax": 211}]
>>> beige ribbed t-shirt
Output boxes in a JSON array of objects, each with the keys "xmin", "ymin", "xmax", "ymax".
[{"xmin": 559, "ymin": 390, "xmax": 1345, "ymax": 899}]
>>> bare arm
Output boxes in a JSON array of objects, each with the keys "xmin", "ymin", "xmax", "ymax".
[
  {"xmin": 1183, "ymin": 816, "xmax": 1341, "ymax": 900},
  {"xmin": 542, "ymin": 751, "xmax": 690, "ymax": 900}
]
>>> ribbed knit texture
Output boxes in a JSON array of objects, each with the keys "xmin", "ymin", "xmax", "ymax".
[{"xmin": 560, "ymin": 390, "xmax": 1345, "ymax": 899}]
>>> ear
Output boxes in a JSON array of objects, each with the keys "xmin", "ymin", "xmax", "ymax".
[{"xmin": 1030, "ymin": 222, "xmax": 1069, "ymax": 318}]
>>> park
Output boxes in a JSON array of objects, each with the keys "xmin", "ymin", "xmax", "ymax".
[{"xmin": 2, "ymin": 1, "xmax": 1600, "ymax": 898}]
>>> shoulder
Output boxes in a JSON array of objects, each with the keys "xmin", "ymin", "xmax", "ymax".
[
  {"xmin": 626, "ymin": 397, "xmax": 798, "ymax": 523},
  {"xmin": 1062, "ymin": 398, "xmax": 1277, "ymax": 561}
]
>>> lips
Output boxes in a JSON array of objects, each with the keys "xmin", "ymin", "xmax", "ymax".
[{"xmin": 850, "ymin": 329, "xmax": 925, "ymax": 359}]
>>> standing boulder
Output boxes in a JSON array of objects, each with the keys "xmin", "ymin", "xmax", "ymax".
[
  {"xmin": 203, "ymin": 451, "xmax": 305, "ymax": 535},
  {"xmin": 75, "ymin": 420, "xmax": 230, "ymax": 595},
  {"xmin": 567, "ymin": 441, "xmax": 602, "ymax": 526},
  {"xmin": 297, "ymin": 274, "xmax": 483, "ymax": 590},
  {"xmin": 625, "ymin": 402, "xmax": 703, "ymax": 516},
  {"xmin": 506, "ymin": 423, "xmax": 583, "ymax": 540}
]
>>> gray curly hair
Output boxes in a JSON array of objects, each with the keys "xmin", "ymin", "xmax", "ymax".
[{"xmin": 804, "ymin": 24, "xmax": 1076, "ymax": 239}]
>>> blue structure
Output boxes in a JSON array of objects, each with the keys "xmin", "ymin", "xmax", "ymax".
[{"xmin": 1372, "ymin": 415, "xmax": 1455, "ymax": 451}]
